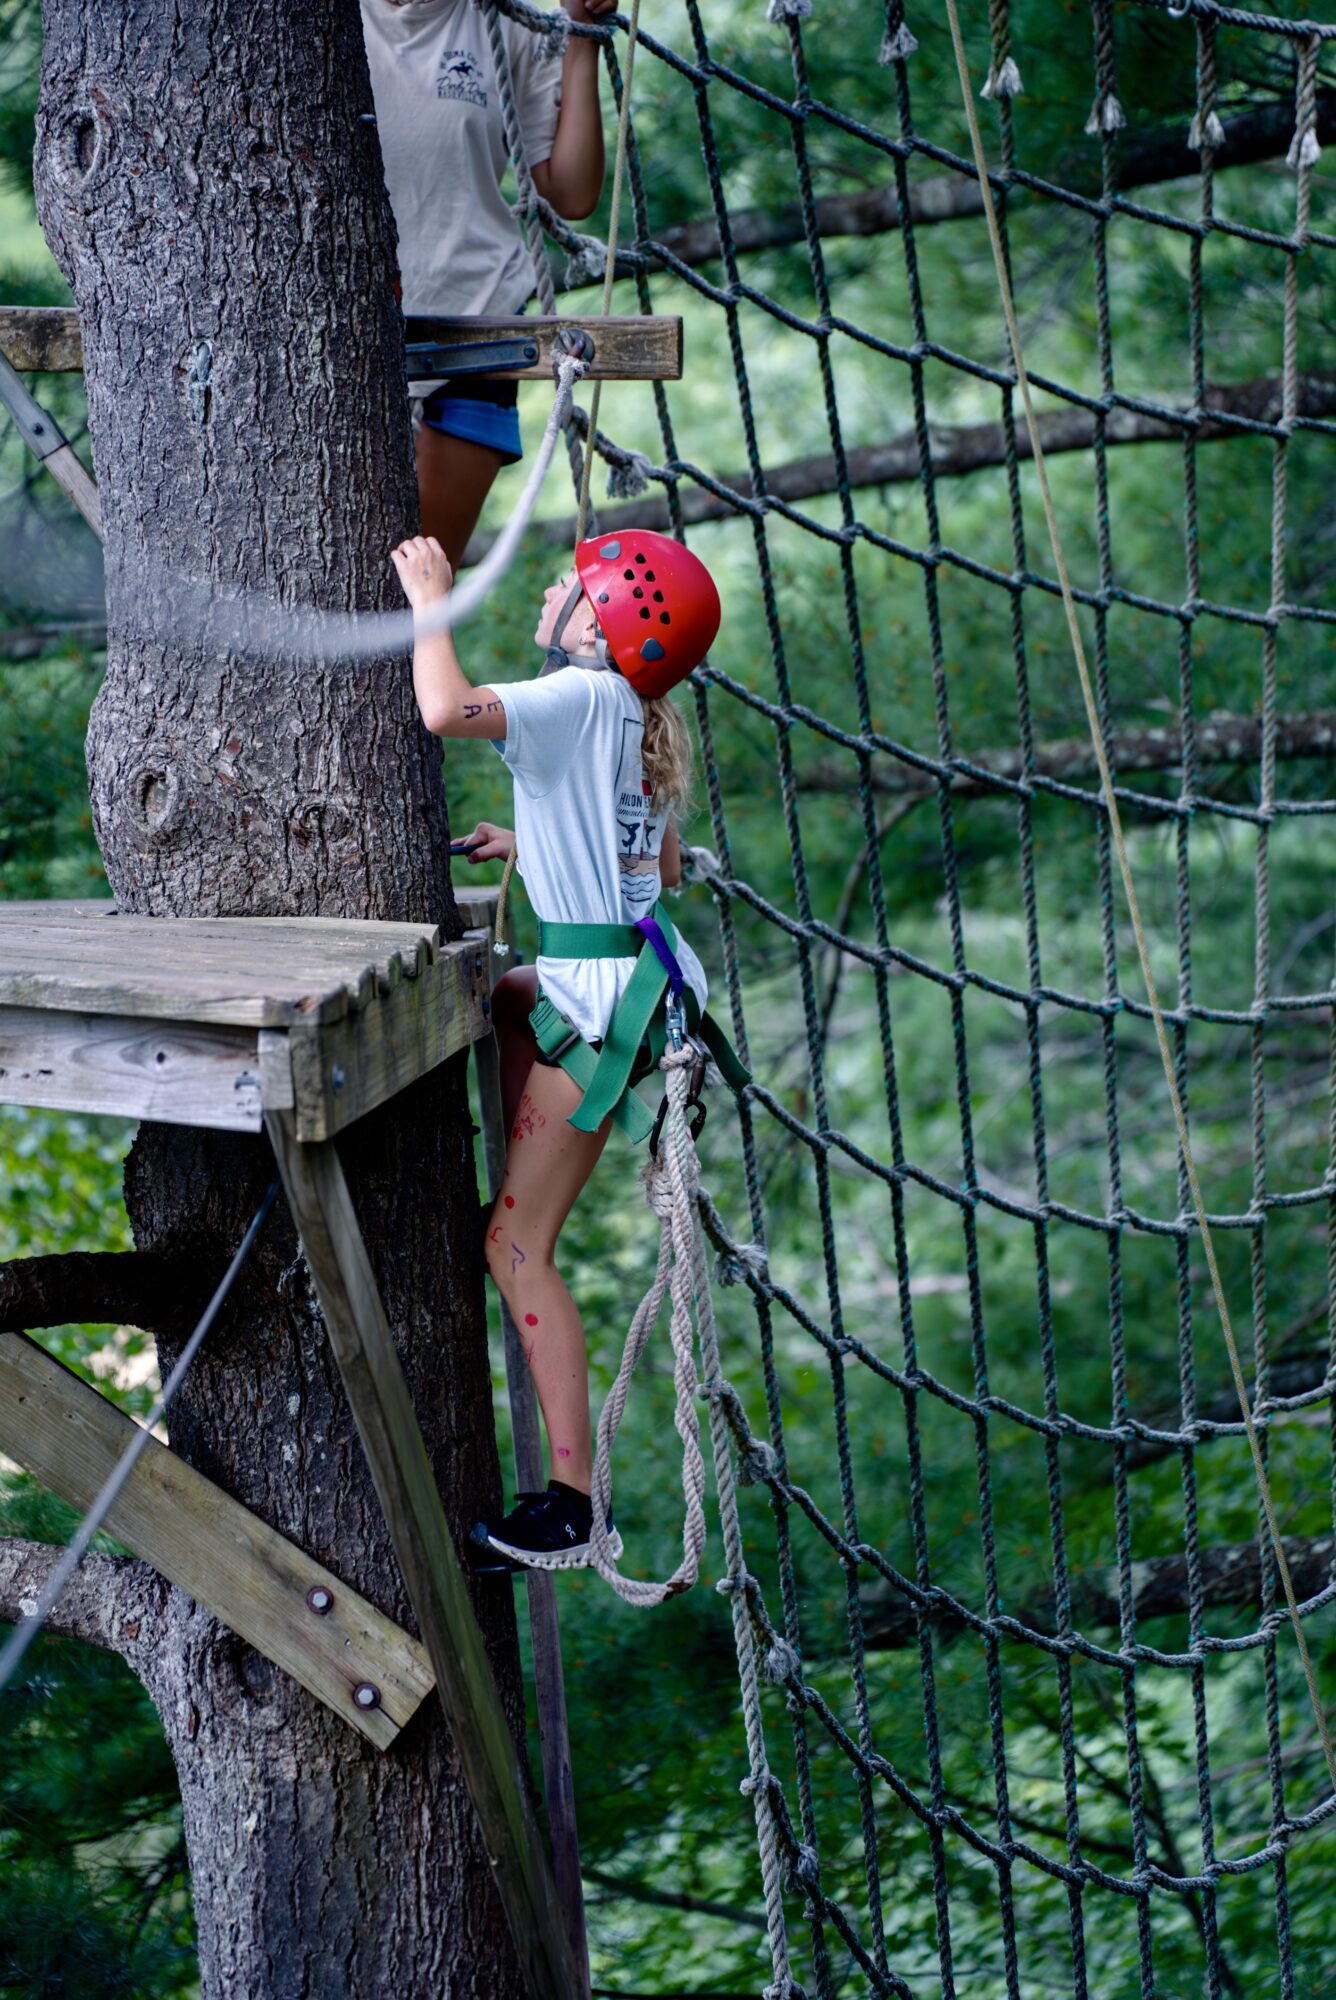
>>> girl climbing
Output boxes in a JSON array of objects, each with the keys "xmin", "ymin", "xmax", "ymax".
[
  {"xmin": 390, "ymin": 527, "xmax": 746, "ymax": 1569},
  {"xmin": 362, "ymin": 0, "xmax": 617, "ymax": 565}
]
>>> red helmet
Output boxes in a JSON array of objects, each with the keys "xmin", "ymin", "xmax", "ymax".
[{"xmin": 574, "ymin": 531, "xmax": 721, "ymax": 700}]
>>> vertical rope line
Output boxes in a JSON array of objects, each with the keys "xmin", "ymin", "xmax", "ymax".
[
  {"xmin": 1180, "ymin": 25, "xmax": 1226, "ymax": 1989},
  {"xmin": 1083, "ymin": 11, "xmax": 1157, "ymax": 1989},
  {"xmin": 943, "ymin": 0, "xmax": 1336, "ymax": 1799},
  {"xmin": 979, "ymin": 23, "xmax": 1090, "ymax": 1993},
  {"xmin": 574, "ymin": 0, "xmax": 643, "ymax": 546}
]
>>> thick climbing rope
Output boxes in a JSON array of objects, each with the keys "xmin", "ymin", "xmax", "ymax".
[
  {"xmin": 0, "ymin": 1183, "xmax": 278, "ymax": 1698},
  {"xmin": 587, "ymin": 1042, "xmax": 802, "ymax": 2000},
  {"xmin": 941, "ymin": 0, "xmax": 1336, "ymax": 1799},
  {"xmin": 574, "ymin": 0, "xmax": 643, "ymax": 544}
]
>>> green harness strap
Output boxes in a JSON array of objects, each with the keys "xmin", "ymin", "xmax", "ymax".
[{"xmin": 530, "ymin": 902, "xmax": 749, "ymax": 1141}]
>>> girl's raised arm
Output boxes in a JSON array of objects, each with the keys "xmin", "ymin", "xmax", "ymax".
[{"xmin": 391, "ymin": 536, "xmax": 507, "ymax": 741}]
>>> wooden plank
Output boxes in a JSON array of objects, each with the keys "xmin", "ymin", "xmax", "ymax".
[
  {"xmin": 0, "ymin": 908, "xmax": 444, "ymax": 1029},
  {"xmin": 0, "ymin": 1006, "xmax": 265, "ymax": 1130},
  {"xmin": 0, "ymin": 1332, "xmax": 435, "ymax": 1750},
  {"xmin": 0, "ymin": 305, "xmax": 83, "ymax": 372},
  {"xmin": 4, "ymin": 307, "xmax": 683, "ymax": 383},
  {"xmin": 0, "ymin": 350, "xmax": 103, "ymax": 537},
  {"xmin": 288, "ymin": 940, "xmax": 491, "ymax": 1141},
  {"xmin": 265, "ymin": 1114, "xmax": 582, "ymax": 2000}
]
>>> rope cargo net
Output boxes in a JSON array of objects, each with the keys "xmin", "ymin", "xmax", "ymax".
[{"xmin": 5, "ymin": 0, "xmax": 1336, "ymax": 1994}]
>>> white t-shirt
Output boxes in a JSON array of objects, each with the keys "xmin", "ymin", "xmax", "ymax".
[
  {"xmin": 490, "ymin": 666, "xmax": 708, "ymax": 1045},
  {"xmin": 361, "ymin": 0, "xmax": 563, "ymax": 318}
]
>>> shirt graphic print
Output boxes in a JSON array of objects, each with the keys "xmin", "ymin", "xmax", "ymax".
[
  {"xmin": 437, "ymin": 49, "xmax": 487, "ymax": 105},
  {"xmin": 614, "ymin": 713, "xmax": 662, "ymax": 913}
]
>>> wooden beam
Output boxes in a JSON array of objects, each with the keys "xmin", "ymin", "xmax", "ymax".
[
  {"xmin": 0, "ymin": 306, "xmax": 82, "ymax": 371},
  {"xmin": 0, "ymin": 1005, "xmax": 270, "ymax": 1130},
  {"xmin": 282, "ymin": 935, "xmax": 490, "ymax": 1141},
  {"xmin": 265, "ymin": 1112, "xmax": 582, "ymax": 2000},
  {"xmin": 0, "ymin": 1332, "xmax": 434, "ymax": 1749},
  {"xmin": 1, "ymin": 307, "xmax": 682, "ymax": 383},
  {"xmin": 0, "ymin": 348, "xmax": 102, "ymax": 537}
]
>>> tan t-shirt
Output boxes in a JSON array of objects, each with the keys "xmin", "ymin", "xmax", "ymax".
[{"xmin": 361, "ymin": 0, "xmax": 563, "ymax": 317}]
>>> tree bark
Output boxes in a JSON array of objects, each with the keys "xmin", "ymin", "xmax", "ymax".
[{"xmin": 29, "ymin": 4, "xmax": 524, "ymax": 1994}]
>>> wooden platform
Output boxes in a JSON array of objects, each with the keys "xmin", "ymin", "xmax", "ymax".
[{"xmin": 0, "ymin": 901, "xmax": 490, "ymax": 1141}]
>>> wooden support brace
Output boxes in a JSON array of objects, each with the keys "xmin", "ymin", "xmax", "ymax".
[
  {"xmin": 0, "ymin": 1332, "xmax": 434, "ymax": 1750},
  {"xmin": 0, "ymin": 306, "xmax": 682, "ymax": 384},
  {"xmin": 0, "ymin": 348, "xmax": 101, "ymax": 537},
  {"xmin": 265, "ymin": 1110, "xmax": 582, "ymax": 2000}
]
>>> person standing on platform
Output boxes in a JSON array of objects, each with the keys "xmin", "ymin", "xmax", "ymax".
[{"xmin": 362, "ymin": 0, "xmax": 616, "ymax": 564}]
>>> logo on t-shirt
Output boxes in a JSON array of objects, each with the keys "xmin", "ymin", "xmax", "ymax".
[
  {"xmin": 437, "ymin": 50, "xmax": 488, "ymax": 106},
  {"xmin": 614, "ymin": 719, "xmax": 661, "ymax": 911}
]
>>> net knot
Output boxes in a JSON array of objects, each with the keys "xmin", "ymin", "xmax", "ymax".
[
  {"xmin": 606, "ymin": 448, "xmax": 654, "ymax": 500},
  {"xmin": 1085, "ymin": 93, "xmax": 1126, "ymax": 136},
  {"xmin": 1187, "ymin": 109, "xmax": 1225, "ymax": 152},
  {"xmin": 787, "ymin": 1842, "xmax": 821, "ymax": 1891},
  {"xmin": 879, "ymin": 22, "xmax": 918, "ymax": 63},
  {"xmin": 765, "ymin": 0, "xmax": 813, "ymax": 20},
  {"xmin": 717, "ymin": 1242, "xmax": 769, "ymax": 1288},
  {"xmin": 563, "ymin": 232, "xmax": 608, "ymax": 288},
  {"xmin": 738, "ymin": 1435, "xmax": 778, "ymax": 1484},
  {"xmin": 761, "ymin": 1635, "xmax": 800, "ymax": 1683},
  {"xmin": 763, "ymin": 1979, "xmax": 808, "ymax": 2000},
  {"xmin": 681, "ymin": 841, "xmax": 722, "ymax": 882},
  {"xmin": 982, "ymin": 56, "xmax": 1023, "ymax": 100}
]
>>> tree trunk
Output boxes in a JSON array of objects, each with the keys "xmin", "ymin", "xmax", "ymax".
[{"xmin": 31, "ymin": 4, "xmax": 526, "ymax": 1993}]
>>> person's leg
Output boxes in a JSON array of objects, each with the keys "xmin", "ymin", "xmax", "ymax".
[
  {"xmin": 490, "ymin": 965, "xmax": 539, "ymax": 1130},
  {"xmin": 415, "ymin": 424, "xmax": 506, "ymax": 570},
  {"xmin": 483, "ymin": 1058, "xmax": 611, "ymax": 1494}
]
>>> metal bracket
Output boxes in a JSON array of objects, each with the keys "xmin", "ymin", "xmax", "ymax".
[
  {"xmin": 0, "ymin": 350, "xmax": 64, "ymax": 461},
  {"xmin": 551, "ymin": 325, "xmax": 597, "ymax": 372},
  {"xmin": 405, "ymin": 336, "xmax": 539, "ymax": 381}
]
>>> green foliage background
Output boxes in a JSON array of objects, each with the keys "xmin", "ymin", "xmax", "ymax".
[{"xmin": 3, "ymin": 0, "xmax": 1336, "ymax": 1995}]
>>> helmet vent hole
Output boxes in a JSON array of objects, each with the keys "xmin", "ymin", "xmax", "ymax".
[
  {"xmin": 644, "ymin": 570, "xmax": 656, "ymax": 582},
  {"xmin": 632, "ymin": 586, "xmax": 644, "ymax": 598},
  {"xmin": 652, "ymin": 591, "xmax": 664, "ymax": 602},
  {"xmin": 639, "ymin": 607, "xmax": 651, "ymax": 620},
  {"xmin": 660, "ymin": 612, "xmax": 671, "ymax": 625},
  {"xmin": 624, "ymin": 569, "xmax": 635, "ymax": 580},
  {"xmin": 635, "ymin": 552, "xmax": 647, "ymax": 564}
]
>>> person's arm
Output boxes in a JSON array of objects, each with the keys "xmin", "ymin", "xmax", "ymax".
[
  {"xmin": 390, "ymin": 536, "xmax": 507, "ymax": 740},
  {"xmin": 659, "ymin": 818, "xmax": 683, "ymax": 889},
  {"xmin": 529, "ymin": 0, "xmax": 616, "ymax": 221}
]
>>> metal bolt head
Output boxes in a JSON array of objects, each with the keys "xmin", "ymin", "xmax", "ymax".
[
  {"xmin": 306, "ymin": 1585, "xmax": 334, "ymax": 1616},
  {"xmin": 353, "ymin": 1682, "xmax": 381, "ymax": 1711}
]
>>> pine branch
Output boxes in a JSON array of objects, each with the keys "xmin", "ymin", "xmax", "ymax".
[
  {"xmin": 560, "ymin": 90, "xmax": 1336, "ymax": 286},
  {"xmin": 0, "ymin": 1533, "xmax": 157, "ymax": 1661},
  {"xmin": 800, "ymin": 709, "xmax": 1336, "ymax": 805},
  {"xmin": 862, "ymin": 1533, "xmax": 1336, "ymax": 1650},
  {"xmin": 463, "ymin": 369, "xmax": 1336, "ymax": 563},
  {"xmin": 0, "ymin": 1248, "xmax": 213, "ymax": 1336}
]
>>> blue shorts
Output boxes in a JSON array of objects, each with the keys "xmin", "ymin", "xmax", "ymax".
[
  {"xmin": 406, "ymin": 308, "xmax": 526, "ymax": 464},
  {"xmin": 421, "ymin": 381, "xmax": 522, "ymax": 463}
]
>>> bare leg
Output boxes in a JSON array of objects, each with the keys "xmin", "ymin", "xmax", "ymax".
[
  {"xmin": 490, "ymin": 965, "xmax": 539, "ymax": 1130},
  {"xmin": 415, "ymin": 423, "xmax": 507, "ymax": 570},
  {"xmin": 483, "ymin": 1060, "xmax": 611, "ymax": 1495}
]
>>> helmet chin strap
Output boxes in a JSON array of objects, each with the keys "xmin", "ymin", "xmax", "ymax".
[{"xmin": 541, "ymin": 575, "xmax": 616, "ymax": 677}]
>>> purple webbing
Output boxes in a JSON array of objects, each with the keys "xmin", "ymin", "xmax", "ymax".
[{"xmin": 634, "ymin": 915, "xmax": 685, "ymax": 1000}]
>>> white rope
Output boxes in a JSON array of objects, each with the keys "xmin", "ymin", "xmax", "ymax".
[
  {"xmin": 170, "ymin": 353, "xmax": 587, "ymax": 664},
  {"xmin": 584, "ymin": 1044, "xmax": 801, "ymax": 1992}
]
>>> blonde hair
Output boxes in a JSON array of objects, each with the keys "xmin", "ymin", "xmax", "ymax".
[{"xmin": 641, "ymin": 692, "xmax": 694, "ymax": 814}]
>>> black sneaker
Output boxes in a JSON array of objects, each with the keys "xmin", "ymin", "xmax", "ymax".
[{"xmin": 468, "ymin": 1480, "xmax": 622, "ymax": 1574}]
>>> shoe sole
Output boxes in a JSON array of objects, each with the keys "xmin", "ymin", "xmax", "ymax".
[{"xmin": 482, "ymin": 1526, "xmax": 624, "ymax": 1573}]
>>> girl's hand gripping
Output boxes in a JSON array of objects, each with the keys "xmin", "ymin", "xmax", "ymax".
[{"xmin": 391, "ymin": 534, "xmax": 454, "ymax": 610}]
